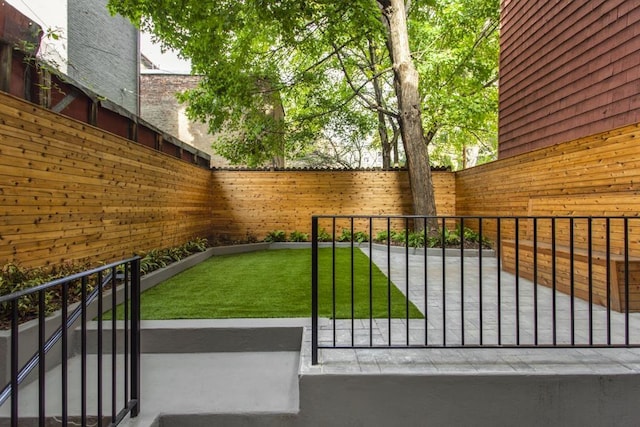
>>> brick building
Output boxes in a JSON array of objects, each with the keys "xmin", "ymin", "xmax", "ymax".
[{"xmin": 139, "ymin": 72, "xmax": 231, "ymax": 167}]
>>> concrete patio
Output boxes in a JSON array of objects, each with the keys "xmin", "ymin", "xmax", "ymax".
[{"xmin": 2, "ymin": 246, "xmax": 640, "ymax": 426}]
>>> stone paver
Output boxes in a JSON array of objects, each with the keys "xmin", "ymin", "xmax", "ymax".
[{"xmin": 301, "ymin": 246, "xmax": 640, "ymax": 375}]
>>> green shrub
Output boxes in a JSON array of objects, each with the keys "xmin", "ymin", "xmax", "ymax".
[
  {"xmin": 264, "ymin": 230, "xmax": 287, "ymax": 242},
  {"xmin": 183, "ymin": 237, "xmax": 209, "ymax": 253},
  {"xmin": 353, "ymin": 231, "xmax": 369, "ymax": 243},
  {"xmin": 289, "ymin": 231, "xmax": 309, "ymax": 242},
  {"xmin": 0, "ymin": 261, "xmax": 93, "ymax": 327},
  {"xmin": 317, "ymin": 228, "xmax": 332, "ymax": 242},
  {"xmin": 337, "ymin": 228, "xmax": 352, "ymax": 242},
  {"xmin": 458, "ymin": 226, "xmax": 492, "ymax": 248},
  {"xmin": 374, "ymin": 230, "xmax": 389, "ymax": 243},
  {"xmin": 391, "ymin": 230, "xmax": 407, "ymax": 245},
  {"xmin": 408, "ymin": 231, "xmax": 425, "ymax": 248},
  {"xmin": 0, "ymin": 237, "xmax": 210, "ymax": 327}
]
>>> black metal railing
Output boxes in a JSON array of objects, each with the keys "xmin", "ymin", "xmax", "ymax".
[
  {"xmin": 0, "ymin": 257, "xmax": 141, "ymax": 426},
  {"xmin": 311, "ymin": 215, "xmax": 640, "ymax": 364}
]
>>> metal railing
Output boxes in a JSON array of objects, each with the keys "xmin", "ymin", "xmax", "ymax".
[
  {"xmin": 0, "ymin": 257, "xmax": 141, "ymax": 426},
  {"xmin": 311, "ymin": 215, "xmax": 640, "ymax": 364}
]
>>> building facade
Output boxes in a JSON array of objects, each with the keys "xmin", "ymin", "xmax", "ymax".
[
  {"xmin": 499, "ymin": 0, "xmax": 640, "ymax": 158},
  {"xmin": 6, "ymin": 0, "xmax": 139, "ymax": 114},
  {"xmin": 139, "ymin": 73, "xmax": 230, "ymax": 167}
]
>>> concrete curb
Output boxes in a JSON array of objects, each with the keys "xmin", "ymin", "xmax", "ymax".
[{"xmin": 80, "ymin": 319, "xmax": 308, "ymax": 354}]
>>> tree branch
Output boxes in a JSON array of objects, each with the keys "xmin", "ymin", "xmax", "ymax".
[{"xmin": 331, "ymin": 41, "xmax": 399, "ymax": 119}]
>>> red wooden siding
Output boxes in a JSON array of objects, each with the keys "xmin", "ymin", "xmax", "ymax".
[{"xmin": 499, "ymin": 0, "xmax": 640, "ymax": 158}]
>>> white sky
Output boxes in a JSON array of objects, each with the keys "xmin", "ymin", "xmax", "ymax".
[
  {"xmin": 140, "ymin": 31, "xmax": 191, "ymax": 74},
  {"xmin": 6, "ymin": 0, "xmax": 192, "ymax": 74}
]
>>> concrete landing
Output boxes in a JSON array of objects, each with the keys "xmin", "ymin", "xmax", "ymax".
[
  {"xmin": 0, "ymin": 352, "xmax": 299, "ymax": 426},
  {"xmin": 0, "ymin": 320, "xmax": 305, "ymax": 427},
  {"xmin": 121, "ymin": 351, "xmax": 300, "ymax": 427}
]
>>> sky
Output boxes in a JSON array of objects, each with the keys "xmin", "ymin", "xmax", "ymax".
[
  {"xmin": 6, "ymin": 0, "xmax": 192, "ymax": 74},
  {"xmin": 139, "ymin": 31, "xmax": 191, "ymax": 74}
]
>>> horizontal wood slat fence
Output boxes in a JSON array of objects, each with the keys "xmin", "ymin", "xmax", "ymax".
[
  {"xmin": 457, "ymin": 122, "xmax": 640, "ymax": 311},
  {"xmin": 210, "ymin": 170, "xmax": 456, "ymax": 242},
  {"xmin": 0, "ymin": 92, "xmax": 213, "ymax": 268},
  {"xmin": 456, "ymin": 122, "xmax": 640, "ymax": 245}
]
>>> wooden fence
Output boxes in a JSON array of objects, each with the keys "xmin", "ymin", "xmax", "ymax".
[
  {"xmin": 0, "ymin": 92, "xmax": 213, "ymax": 268},
  {"xmin": 210, "ymin": 169, "xmax": 456, "ymax": 241},
  {"xmin": 456, "ymin": 122, "xmax": 640, "ymax": 244}
]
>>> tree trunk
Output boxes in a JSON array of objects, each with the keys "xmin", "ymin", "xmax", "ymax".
[
  {"xmin": 391, "ymin": 119, "xmax": 400, "ymax": 166},
  {"xmin": 257, "ymin": 77, "xmax": 286, "ymax": 168},
  {"xmin": 378, "ymin": 0, "xmax": 437, "ymax": 226}
]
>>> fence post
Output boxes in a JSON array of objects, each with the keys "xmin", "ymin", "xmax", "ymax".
[
  {"xmin": 130, "ymin": 257, "xmax": 141, "ymax": 417},
  {"xmin": 311, "ymin": 217, "xmax": 319, "ymax": 365}
]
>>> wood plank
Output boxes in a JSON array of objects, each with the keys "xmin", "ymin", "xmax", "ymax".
[{"xmin": 501, "ymin": 239, "xmax": 640, "ymax": 312}]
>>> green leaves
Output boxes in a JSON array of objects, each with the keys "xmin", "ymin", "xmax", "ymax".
[
  {"xmin": 410, "ymin": 0, "xmax": 499, "ymax": 169},
  {"xmin": 108, "ymin": 0, "xmax": 499, "ymax": 169}
]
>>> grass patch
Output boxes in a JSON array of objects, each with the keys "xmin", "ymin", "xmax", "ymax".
[{"xmin": 109, "ymin": 248, "xmax": 422, "ymax": 320}]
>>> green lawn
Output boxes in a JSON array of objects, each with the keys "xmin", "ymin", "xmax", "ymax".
[{"xmin": 113, "ymin": 248, "xmax": 422, "ymax": 319}]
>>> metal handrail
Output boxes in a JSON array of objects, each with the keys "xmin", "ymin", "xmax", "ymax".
[
  {"xmin": 0, "ymin": 271, "xmax": 114, "ymax": 405},
  {"xmin": 0, "ymin": 256, "xmax": 141, "ymax": 425}
]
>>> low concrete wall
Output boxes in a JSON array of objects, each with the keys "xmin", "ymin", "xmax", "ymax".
[
  {"xmin": 296, "ymin": 373, "xmax": 640, "ymax": 427},
  {"xmin": 82, "ymin": 319, "xmax": 307, "ymax": 354}
]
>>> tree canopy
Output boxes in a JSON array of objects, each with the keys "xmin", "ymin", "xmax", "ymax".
[{"xmin": 109, "ymin": 0, "xmax": 499, "ymax": 220}]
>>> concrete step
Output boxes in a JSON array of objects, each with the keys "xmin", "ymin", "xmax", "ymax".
[
  {"xmin": 0, "ymin": 319, "xmax": 307, "ymax": 427},
  {"xmin": 0, "ymin": 351, "xmax": 301, "ymax": 427}
]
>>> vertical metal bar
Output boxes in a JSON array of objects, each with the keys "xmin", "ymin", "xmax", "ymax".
[
  {"xmin": 478, "ymin": 218, "xmax": 483, "ymax": 346},
  {"xmin": 533, "ymin": 217, "xmax": 538, "ymax": 346},
  {"xmin": 97, "ymin": 270, "xmax": 104, "ymax": 423},
  {"xmin": 111, "ymin": 267, "xmax": 117, "ymax": 423},
  {"xmin": 81, "ymin": 276, "xmax": 88, "ymax": 425},
  {"xmin": 62, "ymin": 282, "xmax": 68, "ymax": 425},
  {"xmin": 460, "ymin": 217, "xmax": 465, "ymax": 346},
  {"xmin": 424, "ymin": 217, "xmax": 428, "ymax": 346},
  {"xmin": 588, "ymin": 218, "xmax": 593, "ymax": 346},
  {"xmin": 130, "ymin": 258, "xmax": 141, "ymax": 417},
  {"xmin": 552, "ymin": 218, "xmax": 557, "ymax": 346},
  {"xmin": 405, "ymin": 217, "xmax": 410, "ymax": 346},
  {"xmin": 124, "ymin": 262, "xmax": 130, "ymax": 409},
  {"xmin": 38, "ymin": 290, "xmax": 46, "ymax": 426},
  {"xmin": 311, "ymin": 217, "xmax": 319, "ymax": 365},
  {"xmin": 624, "ymin": 217, "xmax": 630, "ymax": 346},
  {"xmin": 497, "ymin": 217, "xmax": 502, "ymax": 346},
  {"xmin": 515, "ymin": 217, "xmax": 520, "ymax": 346},
  {"xmin": 369, "ymin": 217, "xmax": 373, "ymax": 347},
  {"xmin": 570, "ymin": 218, "xmax": 575, "ymax": 345},
  {"xmin": 350, "ymin": 217, "xmax": 355, "ymax": 348},
  {"xmin": 387, "ymin": 217, "xmax": 392, "ymax": 346},
  {"xmin": 606, "ymin": 218, "xmax": 611, "ymax": 345},
  {"xmin": 11, "ymin": 300, "xmax": 18, "ymax": 427},
  {"xmin": 332, "ymin": 217, "xmax": 336, "ymax": 347},
  {"xmin": 442, "ymin": 217, "xmax": 447, "ymax": 346}
]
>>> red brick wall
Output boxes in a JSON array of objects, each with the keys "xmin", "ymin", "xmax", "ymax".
[{"xmin": 499, "ymin": 0, "xmax": 640, "ymax": 158}]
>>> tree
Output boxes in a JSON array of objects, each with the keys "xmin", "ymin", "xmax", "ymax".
[
  {"xmin": 379, "ymin": 0, "xmax": 437, "ymax": 220},
  {"xmin": 411, "ymin": 0, "xmax": 499, "ymax": 170},
  {"xmin": 108, "ymin": 0, "xmax": 498, "ymax": 220}
]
